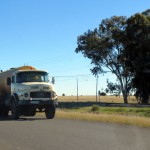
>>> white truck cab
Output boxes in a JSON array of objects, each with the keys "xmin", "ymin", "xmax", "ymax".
[
  {"xmin": 11, "ymin": 70, "xmax": 57, "ymax": 103},
  {"xmin": 0, "ymin": 66, "xmax": 57, "ymax": 119}
]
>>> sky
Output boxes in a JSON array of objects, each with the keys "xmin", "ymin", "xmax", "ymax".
[{"xmin": 0, "ymin": 0, "xmax": 150, "ymax": 96}]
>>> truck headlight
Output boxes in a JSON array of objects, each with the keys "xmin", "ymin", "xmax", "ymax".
[
  {"xmin": 51, "ymin": 92, "xmax": 57, "ymax": 100},
  {"xmin": 24, "ymin": 93, "xmax": 29, "ymax": 98}
]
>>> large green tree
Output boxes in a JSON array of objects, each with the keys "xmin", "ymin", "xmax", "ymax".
[
  {"xmin": 75, "ymin": 16, "xmax": 131, "ymax": 103},
  {"xmin": 125, "ymin": 9, "xmax": 150, "ymax": 104}
]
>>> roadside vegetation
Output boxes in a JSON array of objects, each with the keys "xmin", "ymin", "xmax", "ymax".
[
  {"xmin": 51, "ymin": 96, "xmax": 150, "ymax": 127},
  {"xmin": 61, "ymin": 105, "xmax": 150, "ymax": 118},
  {"xmin": 56, "ymin": 110, "xmax": 150, "ymax": 128},
  {"xmin": 55, "ymin": 106, "xmax": 150, "ymax": 127}
]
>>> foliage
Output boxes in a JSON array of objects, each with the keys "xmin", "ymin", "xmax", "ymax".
[
  {"xmin": 105, "ymin": 79, "xmax": 121, "ymax": 95},
  {"xmin": 91, "ymin": 105, "xmax": 100, "ymax": 112},
  {"xmin": 98, "ymin": 90, "xmax": 106, "ymax": 96},
  {"xmin": 125, "ymin": 9, "xmax": 150, "ymax": 104},
  {"xmin": 75, "ymin": 16, "xmax": 130, "ymax": 103},
  {"xmin": 76, "ymin": 16, "xmax": 127, "ymax": 75},
  {"xmin": 75, "ymin": 9, "xmax": 150, "ymax": 104},
  {"xmin": 125, "ymin": 10, "xmax": 150, "ymax": 73},
  {"xmin": 105, "ymin": 79, "xmax": 132, "ymax": 96},
  {"xmin": 100, "ymin": 92, "xmax": 106, "ymax": 96}
]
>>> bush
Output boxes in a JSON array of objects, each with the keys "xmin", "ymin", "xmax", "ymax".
[
  {"xmin": 100, "ymin": 92, "xmax": 106, "ymax": 96},
  {"xmin": 91, "ymin": 105, "xmax": 100, "ymax": 112}
]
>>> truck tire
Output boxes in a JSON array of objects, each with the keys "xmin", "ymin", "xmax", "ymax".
[
  {"xmin": 3, "ymin": 108, "xmax": 9, "ymax": 117},
  {"xmin": 0, "ymin": 106, "xmax": 4, "ymax": 117},
  {"xmin": 0, "ymin": 102, "xmax": 9, "ymax": 117},
  {"xmin": 45, "ymin": 104, "xmax": 55, "ymax": 119},
  {"xmin": 11, "ymin": 99, "xmax": 20, "ymax": 119}
]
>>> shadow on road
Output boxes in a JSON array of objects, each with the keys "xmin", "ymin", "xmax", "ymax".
[{"xmin": 0, "ymin": 115, "xmax": 47, "ymax": 121}]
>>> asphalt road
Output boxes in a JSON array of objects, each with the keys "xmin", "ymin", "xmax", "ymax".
[{"xmin": 0, "ymin": 116, "xmax": 150, "ymax": 150}]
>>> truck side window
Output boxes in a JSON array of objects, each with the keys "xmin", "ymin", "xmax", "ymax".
[{"xmin": 12, "ymin": 76, "xmax": 15, "ymax": 83}]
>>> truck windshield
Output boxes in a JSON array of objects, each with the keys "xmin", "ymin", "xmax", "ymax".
[{"xmin": 16, "ymin": 71, "xmax": 49, "ymax": 83}]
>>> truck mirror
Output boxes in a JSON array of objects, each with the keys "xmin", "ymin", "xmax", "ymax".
[
  {"xmin": 52, "ymin": 77, "xmax": 55, "ymax": 84},
  {"xmin": 7, "ymin": 77, "xmax": 11, "ymax": 85}
]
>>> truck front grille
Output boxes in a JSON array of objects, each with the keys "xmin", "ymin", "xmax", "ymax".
[{"xmin": 30, "ymin": 92, "xmax": 51, "ymax": 98}]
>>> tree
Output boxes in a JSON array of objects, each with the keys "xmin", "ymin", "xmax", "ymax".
[
  {"xmin": 62, "ymin": 93, "xmax": 65, "ymax": 96},
  {"xmin": 125, "ymin": 10, "xmax": 150, "ymax": 72},
  {"xmin": 98, "ymin": 90, "xmax": 106, "ymax": 96},
  {"xmin": 125, "ymin": 9, "xmax": 150, "ymax": 104},
  {"xmin": 105, "ymin": 79, "xmax": 121, "ymax": 96},
  {"xmin": 75, "ymin": 16, "xmax": 131, "ymax": 103},
  {"xmin": 100, "ymin": 92, "xmax": 106, "ymax": 96}
]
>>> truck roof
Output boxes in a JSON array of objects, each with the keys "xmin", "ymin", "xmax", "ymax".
[
  {"xmin": 14, "ymin": 70, "xmax": 48, "ymax": 74},
  {"xmin": 0, "ymin": 66, "xmax": 48, "ymax": 78}
]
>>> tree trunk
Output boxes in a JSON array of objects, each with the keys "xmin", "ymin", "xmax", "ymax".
[
  {"xmin": 123, "ymin": 75, "xmax": 128, "ymax": 104},
  {"xmin": 119, "ymin": 76, "xmax": 128, "ymax": 104},
  {"xmin": 122, "ymin": 90, "xmax": 128, "ymax": 104}
]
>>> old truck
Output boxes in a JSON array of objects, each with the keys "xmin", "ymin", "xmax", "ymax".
[{"xmin": 0, "ymin": 66, "xmax": 58, "ymax": 119}]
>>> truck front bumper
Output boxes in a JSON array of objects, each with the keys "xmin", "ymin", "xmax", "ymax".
[{"xmin": 18, "ymin": 100, "xmax": 54, "ymax": 106}]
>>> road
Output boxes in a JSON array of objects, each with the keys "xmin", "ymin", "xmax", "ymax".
[{"xmin": 0, "ymin": 116, "xmax": 150, "ymax": 150}]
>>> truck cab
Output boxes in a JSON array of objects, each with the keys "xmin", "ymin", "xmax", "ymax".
[
  {"xmin": 4, "ymin": 68, "xmax": 58, "ymax": 119},
  {"xmin": 10, "ymin": 70, "xmax": 57, "ymax": 103}
]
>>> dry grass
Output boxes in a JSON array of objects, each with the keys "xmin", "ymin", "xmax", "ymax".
[
  {"xmin": 37, "ymin": 96, "xmax": 149, "ymax": 127},
  {"xmin": 58, "ymin": 95, "xmax": 137, "ymax": 103},
  {"xmin": 56, "ymin": 110, "xmax": 150, "ymax": 127}
]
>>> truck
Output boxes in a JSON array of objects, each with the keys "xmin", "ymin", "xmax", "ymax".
[{"xmin": 0, "ymin": 66, "xmax": 58, "ymax": 119}]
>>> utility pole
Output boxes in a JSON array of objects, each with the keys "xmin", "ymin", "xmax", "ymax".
[
  {"xmin": 98, "ymin": 90, "xmax": 101, "ymax": 102},
  {"xmin": 77, "ymin": 77, "xmax": 78, "ymax": 102},
  {"xmin": 96, "ymin": 75, "xmax": 98, "ymax": 102}
]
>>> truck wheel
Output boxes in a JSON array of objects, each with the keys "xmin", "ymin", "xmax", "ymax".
[
  {"xmin": 45, "ymin": 104, "xmax": 56, "ymax": 119},
  {"xmin": 11, "ymin": 99, "xmax": 20, "ymax": 119},
  {"xmin": 0, "ymin": 105, "xmax": 9, "ymax": 117},
  {"xmin": 3, "ymin": 108, "xmax": 9, "ymax": 117},
  {"xmin": 0, "ymin": 107, "xmax": 4, "ymax": 117}
]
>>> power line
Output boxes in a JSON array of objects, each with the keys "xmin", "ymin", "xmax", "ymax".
[{"xmin": 53, "ymin": 74, "xmax": 93, "ymax": 78}]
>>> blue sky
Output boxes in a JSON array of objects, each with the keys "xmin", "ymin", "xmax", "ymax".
[{"xmin": 0, "ymin": 0, "xmax": 150, "ymax": 96}]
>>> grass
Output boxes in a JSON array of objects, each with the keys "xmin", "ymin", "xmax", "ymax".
[
  {"xmin": 55, "ymin": 110, "xmax": 150, "ymax": 127},
  {"xmin": 37, "ymin": 106, "xmax": 150, "ymax": 127},
  {"xmin": 38, "ymin": 96, "xmax": 150, "ymax": 127},
  {"xmin": 53, "ymin": 103, "xmax": 150, "ymax": 127},
  {"xmin": 90, "ymin": 106, "xmax": 150, "ymax": 117},
  {"xmin": 60, "ymin": 106, "xmax": 150, "ymax": 117}
]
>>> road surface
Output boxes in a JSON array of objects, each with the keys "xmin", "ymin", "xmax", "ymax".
[{"xmin": 0, "ymin": 116, "xmax": 150, "ymax": 150}]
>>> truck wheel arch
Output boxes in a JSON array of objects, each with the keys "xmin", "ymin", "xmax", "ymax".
[{"xmin": 11, "ymin": 93, "xmax": 19, "ymax": 104}]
